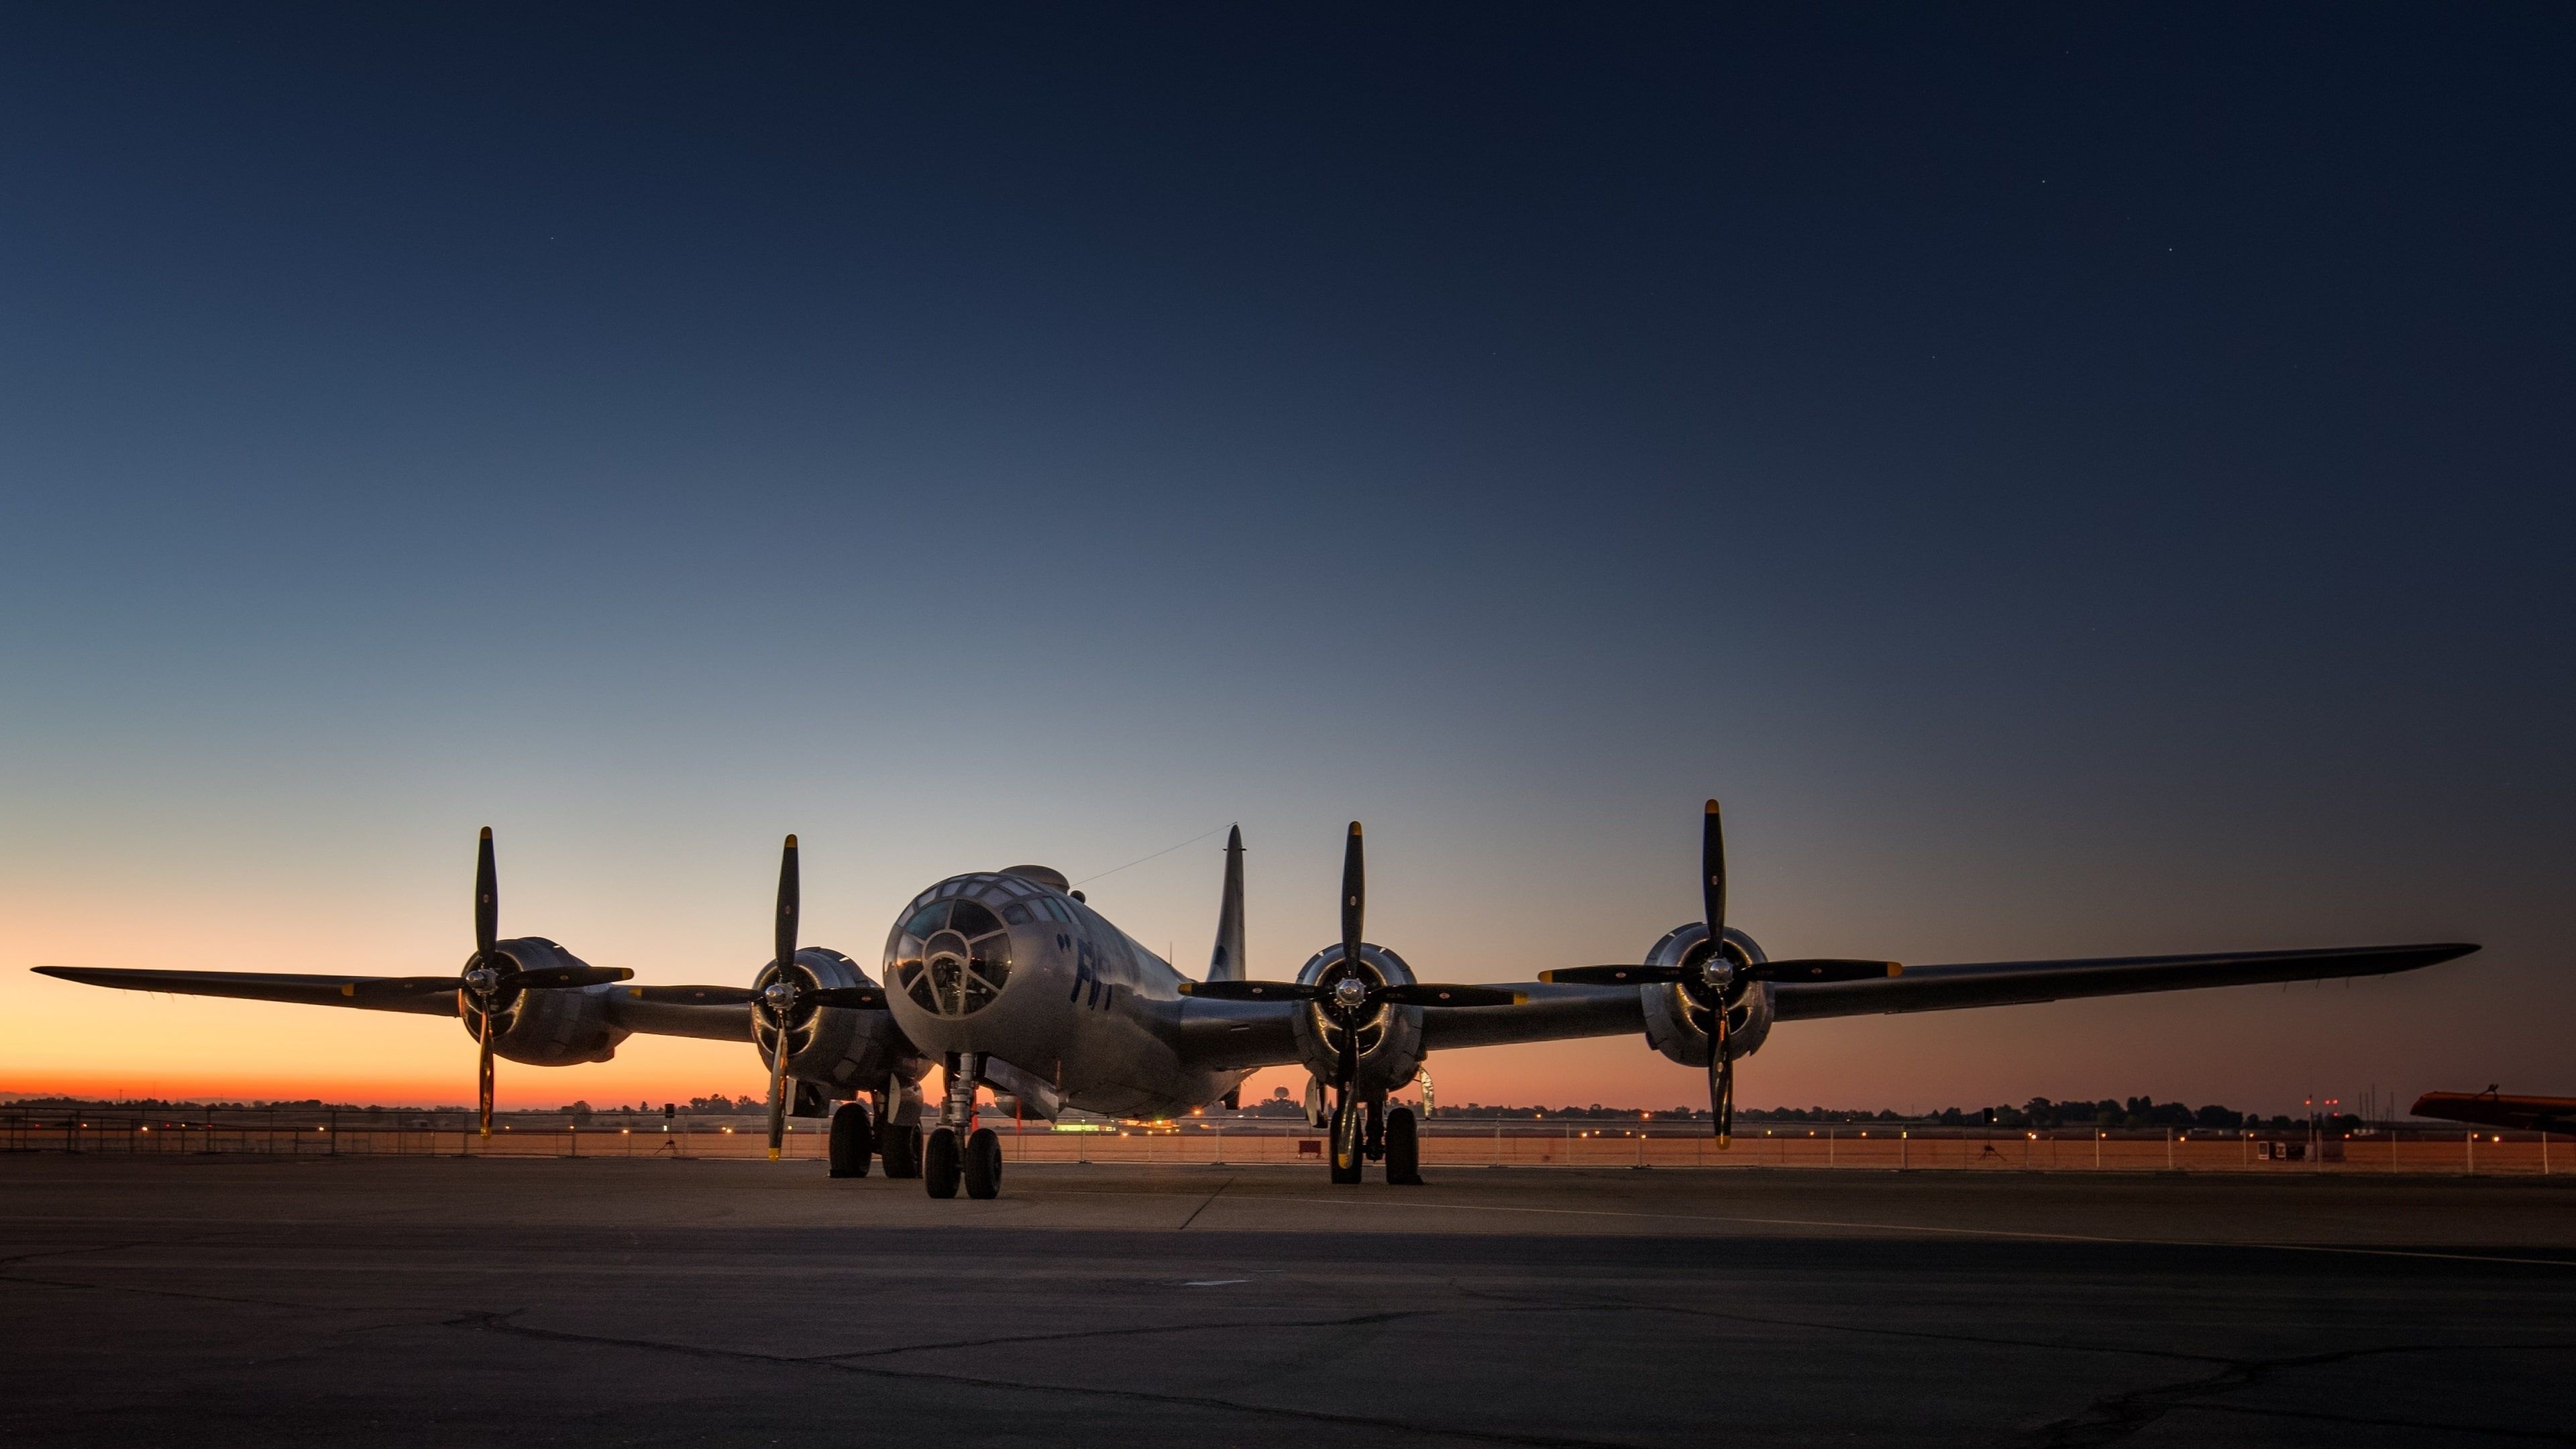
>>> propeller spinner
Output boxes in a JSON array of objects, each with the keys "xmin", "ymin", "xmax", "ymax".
[
  {"xmin": 1182, "ymin": 822, "xmax": 1523, "ymax": 1173},
  {"xmin": 337, "ymin": 828, "xmax": 632, "ymax": 1137},
  {"xmin": 1538, "ymin": 801, "xmax": 1900, "ymax": 1145}
]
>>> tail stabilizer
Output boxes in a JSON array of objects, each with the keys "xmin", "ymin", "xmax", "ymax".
[{"xmin": 1207, "ymin": 824, "xmax": 1247, "ymax": 981}]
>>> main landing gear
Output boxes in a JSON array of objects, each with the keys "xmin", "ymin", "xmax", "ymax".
[
  {"xmin": 827, "ymin": 1094, "xmax": 922, "ymax": 1179},
  {"xmin": 828, "ymin": 1099, "xmax": 872, "ymax": 1178},
  {"xmin": 1328, "ymin": 1097, "xmax": 1421, "ymax": 1186}
]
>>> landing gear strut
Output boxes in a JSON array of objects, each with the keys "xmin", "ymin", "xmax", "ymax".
[{"xmin": 924, "ymin": 1051, "xmax": 988, "ymax": 1199}]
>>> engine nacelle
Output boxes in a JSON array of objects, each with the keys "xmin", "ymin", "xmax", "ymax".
[
  {"xmin": 458, "ymin": 937, "xmax": 629, "ymax": 1066},
  {"xmin": 753, "ymin": 947, "xmax": 916, "ymax": 1093},
  {"xmin": 1640, "ymin": 924, "xmax": 1776, "ymax": 1069},
  {"xmin": 1289, "ymin": 942, "xmax": 1426, "ymax": 1096}
]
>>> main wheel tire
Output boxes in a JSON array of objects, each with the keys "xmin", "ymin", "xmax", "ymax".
[
  {"xmin": 828, "ymin": 1101, "xmax": 874, "ymax": 1179},
  {"xmin": 923, "ymin": 1127, "xmax": 961, "ymax": 1199},
  {"xmin": 1363, "ymin": 1097, "xmax": 1385, "ymax": 1161},
  {"xmin": 1329, "ymin": 1102, "xmax": 1364, "ymax": 1185},
  {"xmin": 1385, "ymin": 1105, "xmax": 1421, "ymax": 1185},
  {"xmin": 963, "ymin": 1127, "xmax": 1003, "ymax": 1199},
  {"xmin": 881, "ymin": 1124, "xmax": 920, "ymax": 1179}
]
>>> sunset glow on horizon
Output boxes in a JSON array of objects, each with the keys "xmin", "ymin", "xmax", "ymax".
[{"xmin": 1, "ymin": 7, "xmax": 2563, "ymax": 1124}]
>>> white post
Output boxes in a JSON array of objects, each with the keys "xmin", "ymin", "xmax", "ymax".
[{"xmin": 1827, "ymin": 1128, "xmax": 1836, "ymax": 1167}]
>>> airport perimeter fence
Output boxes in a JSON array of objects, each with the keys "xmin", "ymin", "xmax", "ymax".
[{"xmin": 1, "ymin": 1108, "xmax": 2563, "ymax": 1175}]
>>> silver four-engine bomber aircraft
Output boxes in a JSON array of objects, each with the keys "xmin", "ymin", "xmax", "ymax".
[{"xmin": 34, "ymin": 802, "xmax": 2477, "ymax": 1198}]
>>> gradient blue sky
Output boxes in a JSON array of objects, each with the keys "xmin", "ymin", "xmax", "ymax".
[{"xmin": 4, "ymin": 7, "xmax": 2569, "ymax": 1114}]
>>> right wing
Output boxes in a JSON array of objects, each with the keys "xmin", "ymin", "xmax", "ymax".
[
  {"xmin": 32, "ymin": 965, "xmax": 462, "ymax": 1016},
  {"xmin": 30, "ymin": 965, "xmax": 756, "ymax": 1043}
]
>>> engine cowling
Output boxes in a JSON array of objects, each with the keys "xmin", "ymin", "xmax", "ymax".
[
  {"xmin": 1640, "ymin": 924, "xmax": 1776, "ymax": 1069},
  {"xmin": 457, "ymin": 936, "xmax": 629, "ymax": 1066},
  {"xmin": 1288, "ymin": 942, "xmax": 1426, "ymax": 1095},
  {"xmin": 753, "ymin": 947, "xmax": 914, "ymax": 1092}
]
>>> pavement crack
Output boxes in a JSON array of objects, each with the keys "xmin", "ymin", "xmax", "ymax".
[
  {"xmin": 459, "ymin": 1309, "xmax": 1636, "ymax": 1448},
  {"xmin": 1175, "ymin": 1173, "xmax": 1234, "ymax": 1231},
  {"xmin": 2032, "ymin": 1343, "xmax": 2576, "ymax": 1447},
  {"xmin": 0, "ymin": 1269, "xmax": 314, "ymax": 1312},
  {"xmin": 809, "ymin": 1308, "xmax": 1424, "ymax": 1361},
  {"xmin": 1453, "ymin": 1283, "xmax": 2226, "ymax": 1367}
]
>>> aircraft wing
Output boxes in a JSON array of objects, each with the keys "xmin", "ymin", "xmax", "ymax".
[
  {"xmin": 1768, "ymin": 942, "xmax": 2475, "ymax": 1020},
  {"xmin": 2410, "ymin": 1091, "xmax": 2576, "ymax": 1134},
  {"xmin": 31, "ymin": 965, "xmax": 464, "ymax": 1016},
  {"xmin": 1172, "ymin": 983, "xmax": 1644, "ymax": 1069},
  {"xmin": 1183, "ymin": 943, "xmax": 2471, "ymax": 1067},
  {"xmin": 28, "ymin": 965, "xmax": 757, "ymax": 1042}
]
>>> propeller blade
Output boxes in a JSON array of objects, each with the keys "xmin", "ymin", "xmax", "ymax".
[
  {"xmin": 477, "ymin": 1004, "xmax": 496, "ymax": 1140},
  {"xmin": 765, "ymin": 1004, "xmax": 792, "ymax": 1161},
  {"xmin": 1711, "ymin": 983, "xmax": 1734, "ymax": 1146},
  {"xmin": 510, "ymin": 965, "xmax": 633, "ymax": 990},
  {"xmin": 1747, "ymin": 959, "xmax": 1902, "ymax": 983},
  {"xmin": 1538, "ymin": 965, "xmax": 1687, "ymax": 985},
  {"xmin": 1715, "ymin": 1039, "xmax": 1734, "ymax": 1148},
  {"xmin": 623, "ymin": 984, "xmax": 757, "ymax": 1006},
  {"xmin": 775, "ymin": 834, "xmax": 800, "ymax": 973},
  {"xmin": 800, "ymin": 985, "xmax": 885, "ymax": 1010},
  {"xmin": 1339, "ymin": 821, "xmax": 1364, "ymax": 974},
  {"xmin": 1702, "ymin": 799, "xmax": 1725, "ymax": 947},
  {"xmin": 474, "ymin": 827, "xmax": 498, "ymax": 968},
  {"xmin": 1373, "ymin": 983, "xmax": 1527, "ymax": 1008},
  {"xmin": 1179, "ymin": 979, "xmax": 1319, "ymax": 1001}
]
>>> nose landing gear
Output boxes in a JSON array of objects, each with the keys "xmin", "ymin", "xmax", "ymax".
[{"xmin": 921, "ymin": 1052, "xmax": 1005, "ymax": 1199}]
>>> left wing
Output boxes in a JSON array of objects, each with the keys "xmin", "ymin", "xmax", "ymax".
[{"xmin": 1767, "ymin": 942, "xmax": 2475, "ymax": 1020}]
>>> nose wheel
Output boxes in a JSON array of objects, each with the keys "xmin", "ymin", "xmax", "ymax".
[
  {"xmin": 963, "ymin": 1128, "xmax": 1002, "ymax": 1199},
  {"xmin": 923, "ymin": 1127, "xmax": 961, "ymax": 1198}
]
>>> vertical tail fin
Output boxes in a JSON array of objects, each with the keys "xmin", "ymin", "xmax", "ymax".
[{"xmin": 1207, "ymin": 824, "xmax": 1246, "ymax": 982}]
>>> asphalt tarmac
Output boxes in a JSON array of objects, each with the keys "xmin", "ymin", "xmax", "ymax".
[{"xmin": 3, "ymin": 1157, "xmax": 2571, "ymax": 1447}]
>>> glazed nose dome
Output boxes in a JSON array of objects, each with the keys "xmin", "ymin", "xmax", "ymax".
[{"xmin": 890, "ymin": 896, "xmax": 1014, "ymax": 1016}]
